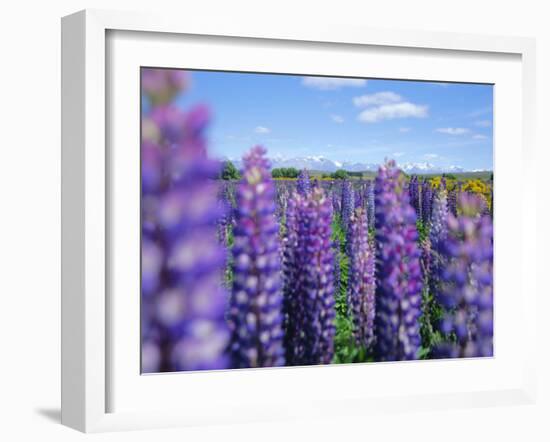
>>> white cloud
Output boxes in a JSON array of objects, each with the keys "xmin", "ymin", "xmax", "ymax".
[
  {"xmin": 358, "ymin": 102, "xmax": 428, "ymax": 123},
  {"xmin": 469, "ymin": 107, "xmax": 492, "ymax": 118},
  {"xmin": 330, "ymin": 114, "xmax": 345, "ymax": 124},
  {"xmin": 435, "ymin": 127, "xmax": 470, "ymax": 135},
  {"xmin": 353, "ymin": 91, "xmax": 402, "ymax": 107},
  {"xmin": 472, "ymin": 134, "xmax": 488, "ymax": 140},
  {"xmin": 302, "ymin": 76, "xmax": 367, "ymax": 90},
  {"xmin": 423, "ymin": 153, "xmax": 439, "ymax": 159},
  {"xmin": 392, "ymin": 152, "xmax": 406, "ymax": 157},
  {"xmin": 475, "ymin": 120, "xmax": 492, "ymax": 127},
  {"xmin": 254, "ymin": 126, "xmax": 271, "ymax": 134},
  {"xmin": 399, "ymin": 127, "xmax": 411, "ymax": 133}
]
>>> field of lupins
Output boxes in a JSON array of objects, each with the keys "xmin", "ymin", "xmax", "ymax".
[{"xmin": 141, "ymin": 68, "xmax": 493, "ymax": 373}]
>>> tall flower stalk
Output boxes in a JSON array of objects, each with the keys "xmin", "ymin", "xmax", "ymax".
[
  {"xmin": 409, "ymin": 176, "xmax": 421, "ymax": 218},
  {"xmin": 448, "ymin": 185, "xmax": 458, "ymax": 217},
  {"xmin": 228, "ymin": 146, "xmax": 286, "ymax": 368},
  {"xmin": 297, "ymin": 168, "xmax": 311, "ymax": 196},
  {"xmin": 429, "ymin": 189, "xmax": 449, "ymax": 293},
  {"xmin": 341, "ymin": 179, "xmax": 355, "ymax": 232},
  {"xmin": 366, "ymin": 179, "xmax": 375, "ymax": 230},
  {"xmin": 331, "ymin": 181, "xmax": 342, "ymax": 215},
  {"xmin": 283, "ymin": 187, "xmax": 336, "ymax": 365},
  {"xmin": 374, "ymin": 160, "xmax": 423, "ymax": 361},
  {"xmin": 436, "ymin": 194, "xmax": 493, "ymax": 358},
  {"xmin": 421, "ymin": 179, "xmax": 433, "ymax": 226},
  {"xmin": 141, "ymin": 68, "xmax": 229, "ymax": 372},
  {"xmin": 347, "ymin": 207, "xmax": 376, "ymax": 349}
]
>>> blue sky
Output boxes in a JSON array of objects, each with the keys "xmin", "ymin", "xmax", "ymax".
[{"xmin": 168, "ymin": 70, "xmax": 493, "ymax": 171}]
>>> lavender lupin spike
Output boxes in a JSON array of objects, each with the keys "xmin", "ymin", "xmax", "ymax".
[
  {"xmin": 297, "ymin": 168, "xmax": 311, "ymax": 196},
  {"xmin": 341, "ymin": 179, "xmax": 355, "ymax": 231},
  {"xmin": 229, "ymin": 146, "xmax": 285, "ymax": 368},
  {"xmin": 366, "ymin": 180, "xmax": 375, "ymax": 230},
  {"xmin": 409, "ymin": 176, "xmax": 421, "ymax": 218},
  {"xmin": 429, "ymin": 189, "xmax": 449, "ymax": 296},
  {"xmin": 283, "ymin": 187, "xmax": 336, "ymax": 365},
  {"xmin": 421, "ymin": 179, "xmax": 433, "ymax": 226},
  {"xmin": 448, "ymin": 185, "xmax": 458, "ymax": 217},
  {"xmin": 347, "ymin": 207, "xmax": 376, "ymax": 348},
  {"xmin": 374, "ymin": 160, "xmax": 423, "ymax": 361}
]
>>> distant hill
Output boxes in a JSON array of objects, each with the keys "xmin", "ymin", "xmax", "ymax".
[
  {"xmin": 224, "ymin": 155, "xmax": 490, "ymax": 176},
  {"xmin": 307, "ymin": 170, "xmax": 492, "ymax": 181}
]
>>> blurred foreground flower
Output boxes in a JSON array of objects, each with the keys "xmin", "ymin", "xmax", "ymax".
[
  {"xmin": 141, "ymin": 67, "xmax": 229, "ymax": 372},
  {"xmin": 435, "ymin": 194, "xmax": 493, "ymax": 358}
]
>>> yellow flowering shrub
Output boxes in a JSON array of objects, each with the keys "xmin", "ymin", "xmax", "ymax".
[
  {"xmin": 462, "ymin": 179, "xmax": 489, "ymax": 195},
  {"xmin": 462, "ymin": 179, "xmax": 493, "ymax": 213},
  {"xmin": 430, "ymin": 176, "xmax": 456, "ymax": 191}
]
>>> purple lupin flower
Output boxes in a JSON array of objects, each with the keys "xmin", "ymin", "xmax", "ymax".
[
  {"xmin": 366, "ymin": 180, "xmax": 375, "ymax": 230},
  {"xmin": 421, "ymin": 179, "xmax": 433, "ymax": 225},
  {"xmin": 341, "ymin": 179, "xmax": 355, "ymax": 231},
  {"xmin": 374, "ymin": 160, "xmax": 423, "ymax": 361},
  {"xmin": 331, "ymin": 181, "xmax": 342, "ymax": 215},
  {"xmin": 409, "ymin": 176, "xmax": 421, "ymax": 218},
  {"xmin": 419, "ymin": 238, "xmax": 432, "ymax": 283},
  {"xmin": 448, "ymin": 185, "xmax": 458, "ymax": 217},
  {"xmin": 229, "ymin": 146, "xmax": 285, "ymax": 368},
  {"xmin": 355, "ymin": 181, "xmax": 364, "ymax": 209},
  {"xmin": 283, "ymin": 187, "xmax": 336, "ymax": 365},
  {"xmin": 347, "ymin": 207, "xmax": 376, "ymax": 349},
  {"xmin": 217, "ymin": 181, "xmax": 234, "ymax": 247},
  {"xmin": 297, "ymin": 168, "xmax": 311, "ymax": 196},
  {"xmin": 429, "ymin": 189, "xmax": 449, "ymax": 296},
  {"xmin": 141, "ymin": 68, "xmax": 229, "ymax": 373},
  {"xmin": 275, "ymin": 180, "xmax": 289, "ymax": 223},
  {"xmin": 430, "ymin": 189, "xmax": 449, "ymax": 244},
  {"xmin": 436, "ymin": 194, "xmax": 493, "ymax": 358},
  {"xmin": 141, "ymin": 68, "xmax": 189, "ymax": 106}
]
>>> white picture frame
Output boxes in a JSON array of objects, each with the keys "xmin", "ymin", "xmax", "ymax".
[{"xmin": 61, "ymin": 9, "xmax": 538, "ymax": 433}]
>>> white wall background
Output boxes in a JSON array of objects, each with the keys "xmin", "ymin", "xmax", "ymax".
[{"xmin": 0, "ymin": 1, "xmax": 547, "ymax": 440}]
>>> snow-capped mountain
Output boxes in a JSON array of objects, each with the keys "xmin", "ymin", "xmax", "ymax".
[
  {"xmin": 224, "ymin": 155, "xmax": 473, "ymax": 174},
  {"xmin": 399, "ymin": 162, "xmax": 465, "ymax": 174}
]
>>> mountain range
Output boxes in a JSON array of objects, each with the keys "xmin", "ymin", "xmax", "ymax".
[{"xmin": 225, "ymin": 155, "xmax": 488, "ymax": 174}]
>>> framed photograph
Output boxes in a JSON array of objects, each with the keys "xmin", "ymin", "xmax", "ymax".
[{"xmin": 61, "ymin": 9, "xmax": 537, "ymax": 433}]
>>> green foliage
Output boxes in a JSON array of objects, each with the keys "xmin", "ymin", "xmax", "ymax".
[
  {"xmin": 416, "ymin": 219, "xmax": 429, "ymax": 243},
  {"xmin": 331, "ymin": 169, "xmax": 349, "ymax": 180},
  {"xmin": 333, "ymin": 315, "xmax": 359, "ymax": 363},
  {"xmin": 223, "ymin": 225, "xmax": 235, "ymax": 288},
  {"xmin": 330, "ymin": 214, "xmax": 372, "ymax": 364},
  {"xmin": 220, "ymin": 161, "xmax": 241, "ymax": 180},
  {"xmin": 272, "ymin": 167, "xmax": 299, "ymax": 178},
  {"xmin": 419, "ymin": 286, "xmax": 444, "ymax": 358}
]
